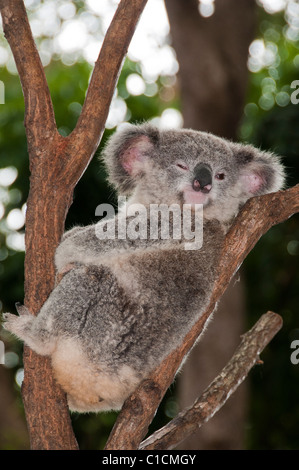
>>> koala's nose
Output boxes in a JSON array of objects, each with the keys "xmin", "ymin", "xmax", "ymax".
[{"xmin": 192, "ymin": 163, "xmax": 212, "ymax": 193}]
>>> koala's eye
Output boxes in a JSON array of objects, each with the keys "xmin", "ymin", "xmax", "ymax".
[
  {"xmin": 215, "ymin": 173, "xmax": 225, "ymax": 181},
  {"xmin": 176, "ymin": 163, "xmax": 189, "ymax": 171}
]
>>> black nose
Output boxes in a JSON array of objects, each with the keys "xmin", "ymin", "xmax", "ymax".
[{"xmin": 192, "ymin": 163, "xmax": 212, "ymax": 193}]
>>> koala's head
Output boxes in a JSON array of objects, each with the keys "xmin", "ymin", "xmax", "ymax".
[{"xmin": 102, "ymin": 123, "xmax": 285, "ymax": 223}]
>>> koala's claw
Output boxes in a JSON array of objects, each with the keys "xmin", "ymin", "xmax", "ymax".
[{"xmin": 15, "ymin": 303, "xmax": 31, "ymax": 316}]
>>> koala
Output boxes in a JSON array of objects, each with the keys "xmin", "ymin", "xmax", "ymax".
[{"xmin": 2, "ymin": 123, "xmax": 285, "ymax": 413}]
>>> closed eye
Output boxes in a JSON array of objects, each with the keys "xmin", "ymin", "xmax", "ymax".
[{"xmin": 176, "ymin": 163, "xmax": 189, "ymax": 171}]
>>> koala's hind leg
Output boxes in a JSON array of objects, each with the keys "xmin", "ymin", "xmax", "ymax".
[{"xmin": 2, "ymin": 304, "xmax": 56, "ymax": 356}]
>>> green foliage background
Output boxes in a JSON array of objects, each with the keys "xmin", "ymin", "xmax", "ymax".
[{"xmin": 0, "ymin": 2, "xmax": 298, "ymax": 450}]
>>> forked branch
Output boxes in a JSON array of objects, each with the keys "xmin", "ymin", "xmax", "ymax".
[
  {"xmin": 140, "ymin": 311, "xmax": 283, "ymax": 450},
  {"xmin": 0, "ymin": 0, "xmax": 148, "ymax": 185},
  {"xmin": 71, "ymin": 0, "xmax": 148, "ymax": 160}
]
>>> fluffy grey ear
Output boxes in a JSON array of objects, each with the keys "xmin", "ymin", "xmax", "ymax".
[
  {"xmin": 234, "ymin": 144, "xmax": 286, "ymax": 197},
  {"xmin": 102, "ymin": 123, "xmax": 160, "ymax": 194}
]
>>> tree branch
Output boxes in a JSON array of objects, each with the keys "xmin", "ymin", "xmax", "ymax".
[
  {"xmin": 105, "ymin": 184, "xmax": 299, "ymax": 450},
  {"xmin": 0, "ymin": 0, "xmax": 57, "ymax": 149},
  {"xmin": 65, "ymin": 0, "xmax": 148, "ymax": 187},
  {"xmin": 140, "ymin": 311, "xmax": 283, "ymax": 450},
  {"xmin": 0, "ymin": 0, "xmax": 148, "ymax": 187}
]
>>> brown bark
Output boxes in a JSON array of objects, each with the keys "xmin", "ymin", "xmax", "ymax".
[
  {"xmin": 105, "ymin": 184, "xmax": 299, "ymax": 450},
  {"xmin": 140, "ymin": 311, "xmax": 283, "ymax": 450},
  {"xmin": 0, "ymin": 0, "xmax": 148, "ymax": 450}
]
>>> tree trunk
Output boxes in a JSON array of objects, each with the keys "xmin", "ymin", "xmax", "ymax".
[
  {"xmin": 164, "ymin": 0, "xmax": 257, "ymax": 449},
  {"xmin": 0, "ymin": 0, "xmax": 148, "ymax": 449}
]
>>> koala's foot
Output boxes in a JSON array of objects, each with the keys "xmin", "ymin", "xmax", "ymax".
[
  {"xmin": 2, "ymin": 302, "xmax": 33, "ymax": 333},
  {"xmin": 2, "ymin": 305, "xmax": 55, "ymax": 356},
  {"xmin": 2, "ymin": 308, "xmax": 34, "ymax": 338}
]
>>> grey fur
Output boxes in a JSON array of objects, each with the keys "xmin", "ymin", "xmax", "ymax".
[{"xmin": 2, "ymin": 123, "xmax": 285, "ymax": 413}]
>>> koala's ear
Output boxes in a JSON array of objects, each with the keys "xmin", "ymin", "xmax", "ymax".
[
  {"xmin": 102, "ymin": 123, "xmax": 160, "ymax": 194},
  {"xmin": 234, "ymin": 144, "xmax": 285, "ymax": 197}
]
